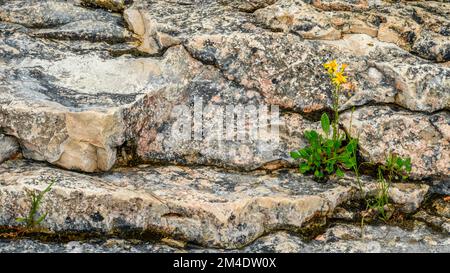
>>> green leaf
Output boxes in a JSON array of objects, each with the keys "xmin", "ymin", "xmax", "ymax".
[
  {"xmin": 396, "ymin": 157, "xmax": 403, "ymax": 168},
  {"xmin": 325, "ymin": 163, "xmax": 334, "ymax": 173},
  {"xmin": 299, "ymin": 149, "xmax": 309, "ymax": 158},
  {"xmin": 16, "ymin": 217, "xmax": 26, "ymax": 223},
  {"xmin": 405, "ymin": 158, "xmax": 412, "ymax": 172},
  {"xmin": 307, "ymin": 130, "xmax": 319, "ymax": 142},
  {"xmin": 346, "ymin": 140, "xmax": 357, "ymax": 153},
  {"xmin": 336, "ymin": 168, "xmax": 344, "ymax": 177},
  {"xmin": 290, "ymin": 151, "xmax": 301, "ymax": 159},
  {"xmin": 314, "ymin": 170, "xmax": 324, "ymax": 178},
  {"xmin": 36, "ymin": 213, "xmax": 48, "ymax": 225},
  {"xmin": 299, "ymin": 163, "xmax": 310, "ymax": 173},
  {"xmin": 321, "ymin": 113, "xmax": 330, "ymax": 135}
]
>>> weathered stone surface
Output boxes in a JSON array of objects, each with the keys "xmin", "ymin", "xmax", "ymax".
[
  {"xmin": 81, "ymin": 0, "xmax": 132, "ymax": 12},
  {"xmin": 6, "ymin": 0, "xmax": 134, "ymax": 44},
  {"xmin": 2, "ymin": 222, "xmax": 448, "ymax": 253},
  {"xmin": 413, "ymin": 210, "xmax": 450, "ymax": 233},
  {"xmin": 431, "ymin": 197, "xmax": 450, "ymax": 219},
  {"xmin": 255, "ymin": 0, "xmax": 450, "ymax": 62},
  {"xmin": 0, "ymin": 0, "xmax": 448, "ymax": 179},
  {"xmin": 0, "ymin": 134, "xmax": 20, "ymax": 164},
  {"xmin": 0, "ymin": 238, "xmax": 178, "ymax": 253},
  {"xmin": 412, "ymin": 196, "xmax": 450, "ymax": 233},
  {"xmin": 0, "ymin": 160, "xmax": 355, "ymax": 248},
  {"xmin": 186, "ymin": 33, "xmax": 450, "ymax": 114},
  {"xmin": 386, "ymin": 183, "xmax": 430, "ymax": 213},
  {"xmin": 121, "ymin": 70, "xmax": 319, "ymax": 170},
  {"xmin": 334, "ymin": 173, "xmax": 431, "ymax": 213},
  {"xmin": 123, "ymin": 0, "xmax": 449, "ymax": 113},
  {"xmin": 306, "ymin": 222, "xmax": 450, "ymax": 253},
  {"xmin": 219, "ymin": 0, "xmax": 277, "ymax": 12},
  {"xmin": 341, "ymin": 106, "xmax": 450, "ymax": 179},
  {"xmin": 0, "ymin": 160, "xmax": 435, "ymax": 248},
  {"xmin": 245, "ymin": 222, "xmax": 450, "ymax": 253}
]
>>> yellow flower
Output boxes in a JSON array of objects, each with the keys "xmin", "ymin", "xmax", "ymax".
[
  {"xmin": 332, "ymin": 72, "xmax": 347, "ymax": 86},
  {"xmin": 323, "ymin": 60, "xmax": 338, "ymax": 74}
]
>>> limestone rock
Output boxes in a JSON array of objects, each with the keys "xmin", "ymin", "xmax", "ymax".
[
  {"xmin": 1, "ymin": 222, "xmax": 449, "ymax": 253},
  {"xmin": 254, "ymin": 0, "xmax": 450, "ymax": 62},
  {"xmin": 0, "ymin": 221, "xmax": 450, "ymax": 253},
  {"xmin": 431, "ymin": 197, "xmax": 450, "ymax": 219},
  {"xmin": 0, "ymin": 159, "xmax": 437, "ymax": 248},
  {"xmin": 187, "ymin": 33, "xmax": 450, "ymax": 114},
  {"xmin": 306, "ymin": 222, "xmax": 450, "ymax": 253},
  {"xmin": 0, "ymin": 134, "xmax": 20, "ymax": 164},
  {"xmin": 387, "ymin": 183, "xmax": 430, "ymax": 213},
  {"xmin": 413, "ymin": 211, "xmax": 450, "ymax": 233},
  {"xmin": 335, "ymin": 174, "xmax": 430, "ymax": 213},
  {"xmin": 0, "ymin": 238, "xmax": 178, "ymax": 253},
  {"xmin": 81, "ymin": 0, "xmax": 133, "ymax": 12},
  {"xmin": 341, "ymin": 106, "xmax": 450, "ymax": 179},
  {"xmin": 219, "ymin": 0, "xmax": 277, "ymax": 12},
  {"xmin": 121, "ymin": 63, "xmax": 319, "ymax": 170},
  {"xmin": 241, "ymin": 222, "xmax": 450, "ymax": 253},
  {"xmin": 0, "ymin": 0, "xmax": 448, "ymax": 178},
  {"xmin": 0, "ymin": 160, "xmax": 356, "ymax": 248}
]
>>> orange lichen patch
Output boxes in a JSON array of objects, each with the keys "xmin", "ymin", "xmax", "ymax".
[
  {"xmin": 211, "ymin": 95, "xmax": 222, "ymax": 103},
  {"xmin": 444, "ymin": 196, "xmax": 450, "ymax": 202},
  {"xmin": 311, "ymin": 0, "xmax": 369, "ymax": 12},
  {"xmin": 277, "ymin": 13, "xmax": 294, "ymax": 26},
  {"xmin": 342, "ymin": 81, "xmax": 356, "ymax": 93},
  {"xmin": 303, "ymin": 104, "xmax": 326, "ymax": 114},
  {"xmin": 260, "ymin": 160, "xmax": 290, "ymax": 171},
  {"xmin": 314, "ymin": 234, "xmax": 325, "ymax": 241}
]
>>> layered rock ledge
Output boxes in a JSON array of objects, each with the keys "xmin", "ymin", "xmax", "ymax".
[
  {"xmin": 0, "ymin": 0, "xmax": 449, "ymax": 253},
  {"xmin": 0, "ymin": 159, "xmax": 436, "ymax": 248},
  {"xmin": 0, "ymin": 0, "xmax": 448, "ymax": 181},
  {"xmin": 1, "ymin": 222, "xmax": 449, "ymax": 253}
]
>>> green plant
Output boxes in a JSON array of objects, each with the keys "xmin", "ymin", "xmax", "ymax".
[
  {"xmin": 290, "ymin": 114, "xmax": 357, "ymax": 178},
  {"xmin": 290, "ymin": 60, "xmax": 357, "ymax": 179},
  {"xmin": 365, "ymin": 153, "xmax": 412, "ymax": 222},
  {"xmin": 16, "ymin": 179, "xmax": 55, "ymax": 229},
  {"xmin": 366, "ymin": 167, "xmax": 390, "ymax": 221},
  {"xmin": 382, "ymin": 153, "xmax": 412, "ymax": 181}
]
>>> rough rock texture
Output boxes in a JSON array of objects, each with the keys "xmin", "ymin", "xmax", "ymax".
[
  {"xmin": 0, "ymin": 134, "xmax": 20, "ymax": 164},
  {"xmin": 413, "ymin": 196, "xmax": 450, "ymax": 233},
  {"xmin": 0, "ymin": 0, "xmax": 448, "ymax": 178},
  {"xmin": 341, "ymin": 106, "xmax": 449, "ymax": 179},
  {"xmin": 0, "ymin": 238, "xmax": 178, "ymax": 253},
  {"xmin": 304, "ymin": 222, "xmax": 450, "ymax": 253},
  {"xmin": 0, "ymin": 159, "xmax": 434, "ymax": 248},
  {"xmin": 1, "ymin": 222, "xmax": 448, "ymax": 253},
  {"xmin": 255, "ymin": 0, "xmax": 450, "ymax": 62},
  {"xmin": 0, "ymin": 0, "xmax": 449, "ymax": 254},
  {"xmin": 0, "ymin": 160, "xmax": 354, "ymax": 248},
  {"xmin": 81, "ymin": 0, "xmax": 133, "ymax": 12},
  {"xmin": 245, "ymin": 223, "xmax": 450, "ymax": 253}
]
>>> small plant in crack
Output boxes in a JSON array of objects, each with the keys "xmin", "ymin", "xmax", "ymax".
[
  {"xmin": 364, "ymin": 153, "xmax": 412, "ymax": 223},
  {"xmin": 290, "ymin": 60, "xmax": 357, "ymax": 180},
  {"xmin": 16, "ymin": 178, "xmax": 56, "ymax": 229}
]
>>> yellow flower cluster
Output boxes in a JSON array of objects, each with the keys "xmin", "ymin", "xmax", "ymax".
[{"xmin": 323, "ymin": 60, "xmax": 348, "ymax": 86}]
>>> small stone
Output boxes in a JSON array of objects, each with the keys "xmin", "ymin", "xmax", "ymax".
[
  {"xmin": 161, "ymin": 238, "xmax": 186, "ymax": 249},
  {"xmin": 331, "ymin": 207, "xmax": 354, "ymax": 221},
  {"xmin": 0, "ymin": 134, "xmax": 20, "ymax": 164}
]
